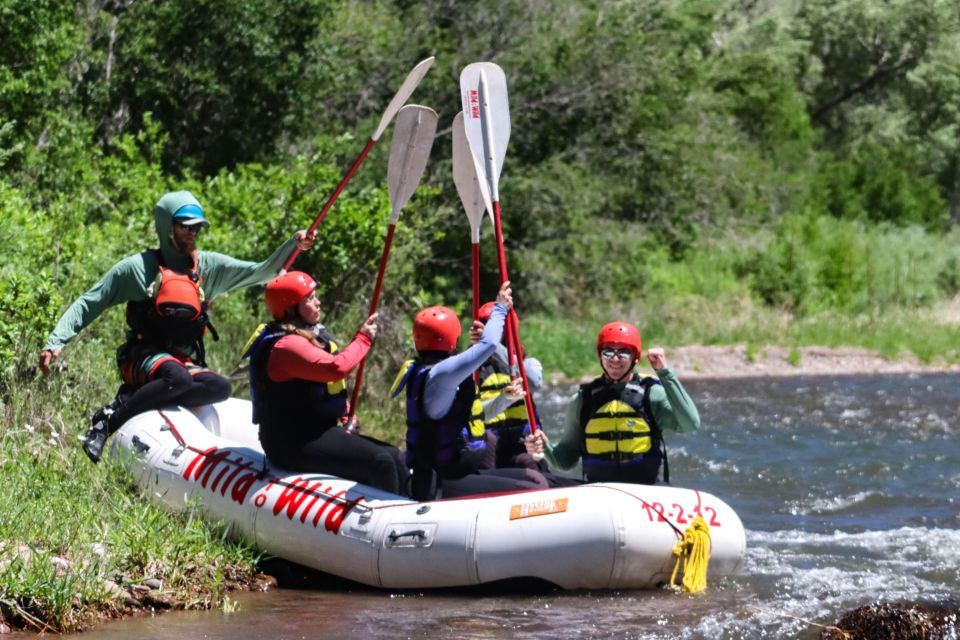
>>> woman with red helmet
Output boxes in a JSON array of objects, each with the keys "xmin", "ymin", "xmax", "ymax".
[
  {"xmin": 244, "ymin": 271, "xmax": 408, "ymax": 494},
  {"xmin": 393, "ymin": 281, "xmax": 548, "ymax": 500},
  {"xmin": 525, "ymin": 321, "xmax": 700, "ymax": 485}
]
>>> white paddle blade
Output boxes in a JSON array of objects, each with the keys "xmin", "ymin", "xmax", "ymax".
[
  {"xmin": 373, "ymin": 56, "xmax": 436, "ymax": 141},
  {"xmin": 459, "ymin": 62, "xmax": 510, "ymax": 205},
  {"xmin": 387, "ymin": 105, "xmax": 438, "ymax": 224},
  {"xmin": 452, "ymin": 111, "xmax": 490, "ymax": 242}
]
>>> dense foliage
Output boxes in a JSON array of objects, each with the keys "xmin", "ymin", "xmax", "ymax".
[
  {"xmin": 3, "ymin": 0, "xmax": 960, "ymax": 379},
  {"xmin": 1, "ymin": 0, "xmax": 958, "ymax": 422}
]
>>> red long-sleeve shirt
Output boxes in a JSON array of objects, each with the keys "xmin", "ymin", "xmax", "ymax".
[{"xmin": 266, "ymin": 332, "xmax": 372, "ymax": 382}]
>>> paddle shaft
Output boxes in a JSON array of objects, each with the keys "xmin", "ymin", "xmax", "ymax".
[
  {"xmin": 347, "ymin": 223, "xmax": 397, "ymax": 420},
  {"xmin": 471, "ymin": 242, "xmax": 481, "ymax": 385},
  {"xmin": 282, "ymin": 138, "xmax": 376, "ymax": 271},
  {"xmin": 472, "ymin": 243, "xmax": 481, "ymax": 322},
  {"xmin": 491, "ymin": 199, "xmax": 539, "ymax": 434}
]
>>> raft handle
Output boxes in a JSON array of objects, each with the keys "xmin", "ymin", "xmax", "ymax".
[
  {"xmin": 388, "ymin": 529, "xmax": 426, "ymax": 542},
  {"xmin": 131, "ymin": 435, "xmax": 151, "ymax": 454},
  {"xmin": 385, "ymin": 526, "xmax": 436, "ymax": 548}
]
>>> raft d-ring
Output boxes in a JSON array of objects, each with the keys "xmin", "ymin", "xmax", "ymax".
[{"xmin": 416, "ymin": 505, "xmax": 431, "ymax": 515}]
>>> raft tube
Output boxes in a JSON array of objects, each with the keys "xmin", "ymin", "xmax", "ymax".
[{"xmin": 111, "ymin": 398, "xmax": 746, "ymax": 590}]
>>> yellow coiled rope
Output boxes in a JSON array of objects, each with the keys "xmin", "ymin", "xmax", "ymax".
[{"xmin": 669, "ymin": 515, "xmax": 711, "ymax": 593}]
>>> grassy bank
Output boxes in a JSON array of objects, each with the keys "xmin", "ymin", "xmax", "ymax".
[{"xmin": 0, "ymin": 359, "xmax": 261, "ymax": 633}]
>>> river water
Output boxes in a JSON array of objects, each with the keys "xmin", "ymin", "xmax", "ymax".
[{"xmin": 77, "ymin": 374, "xmax": 959, "ymax": 639}]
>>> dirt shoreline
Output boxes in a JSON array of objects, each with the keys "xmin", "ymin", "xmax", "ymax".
[
  {"xmin": 667, "ymin": 344, "xmax": 960, "ymax": 379},
  {"xmin": 551, "ymin": 344, "xmax": 960, "ymax": 384}
]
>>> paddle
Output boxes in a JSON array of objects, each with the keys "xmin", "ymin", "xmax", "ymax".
[
  {"xmin": 451, "ymin": 111, "xmax": 492, "ymax": 324},
  {"xmin": 282, "ymin": 56, "xmax": 435, "ymax": 271},
  {"xmin": 453, "ymin": 111, "xmax": 493, "ymax": 386},
  {"xmin": 347, "ymin": 105, "xmax": 438, "ymax": 423},
  {"xmin": 459, "ymin": 62, "xmax": 540, "ymax": 436},
  {"xmin": 458, "ymin": 63, "xmax": 516, "ymax": 366}
]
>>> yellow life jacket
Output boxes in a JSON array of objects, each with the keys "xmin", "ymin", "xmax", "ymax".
[
  {"xmin": 579, "ymin": 373, "xmax": 664, "ymax": 484},
  {"xmin": 478, "ymin": 361, "xmax": 534, "ymax": 432}
]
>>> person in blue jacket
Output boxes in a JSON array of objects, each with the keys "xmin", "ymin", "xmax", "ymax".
[{"xmin": 393, "ymin": 281, "xmax": 548, "ymax": 501}]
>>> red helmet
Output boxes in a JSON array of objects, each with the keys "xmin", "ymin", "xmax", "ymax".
[
  {"xmin": 413, "ymin": 306, "xmax": 461, "ymax": 351},
  {"xmin": 264, "ymin": 271, "xmax": 317, "ymax": 320},
  {"xmin": 478, "ymin": 301, "xmax": 496, "ymax": 323},
  {"xmin": 596, "ymin": 321, "xmax": 641, "ymax": 357}
]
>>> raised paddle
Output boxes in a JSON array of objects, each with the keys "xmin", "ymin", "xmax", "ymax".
[
  {"xmin": 459, "ymin": 62, "xmax": 540, "ymax": 436},
  {"xmin": 453, "ymin": 110, "xmax": 493, "ymax": 386},
  {"xmin": 283, "ymin": 56, "xmax": 435, "ymax": 271},
  {"xmin": 458, "ymin": 63, "xmax": 516, "ymax": 366},
  {"xmin": 451, "ymin": 111, "xmax": 492, "ymax": 324},
  {"xmin": 347, "ymin": 105, "xmax": 438, "ymax": 423}
]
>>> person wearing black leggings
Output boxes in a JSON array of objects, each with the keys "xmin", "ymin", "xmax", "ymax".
[
  {"xmin": 246, "ymin": 271, "xmax": 407, "ymax": 495},
  {"xmin": 38, "ymin": 190, "xmax": 316, "ymax": 463}
]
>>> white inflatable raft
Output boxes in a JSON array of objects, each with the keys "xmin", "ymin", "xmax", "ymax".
[{"xmin": 111, "ymin": 398, "xmax": 746, "ymax": 590}]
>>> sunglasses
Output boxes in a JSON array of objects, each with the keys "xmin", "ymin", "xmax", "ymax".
[
  {"xmin": 600, "ymin": 348, "xmax": 634, "ymax": 361},
  {"xmin": 173, "ymin": 221, "xmax": 203, "ymax": 234}
]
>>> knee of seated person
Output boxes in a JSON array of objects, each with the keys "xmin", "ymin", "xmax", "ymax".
[
  {"xmin": 371, "ymin": 449, "xmax": 398, "ymax": 472},
  {"xmin": 155, "ymin": 362, "xmax": 194, "ymax": 393},
  {"xmin": 203, "ymin": 374, "xmax": 232, "ymax": 401},
  {"xmin": 524, "ymin": 469, "xmax": 549, "ymax": 489}
]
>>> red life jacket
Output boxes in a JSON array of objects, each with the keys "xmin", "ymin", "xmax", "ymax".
[
  {"xmin": 126, "ymin": 250, "xmax": 218, "ymax": 362},
  {"xmin": 154, "ymin": 254, "xmax": 204, "ymax": 321}
]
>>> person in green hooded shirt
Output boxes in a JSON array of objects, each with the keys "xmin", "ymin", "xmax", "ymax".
[{"xmin": 39, "ymin": 191, "xmax": 316, "ymax": 463}]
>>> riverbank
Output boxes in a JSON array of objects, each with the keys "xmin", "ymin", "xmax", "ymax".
[
  {"xmin": 546, "ymin": 344, "xmax": 960, "ymax": 385},
  {"xmin": 669, "ymin": 344, "xmax": 960, "ymax": 379}
]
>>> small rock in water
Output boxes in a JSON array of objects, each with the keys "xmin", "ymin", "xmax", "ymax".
[
  {"xmin": 253, "ymin": 573, "xmax": 278, "ymax": 591},
  {"xmin": 821, "ymin": 601, "xmax": 959, "ymax": 640}
]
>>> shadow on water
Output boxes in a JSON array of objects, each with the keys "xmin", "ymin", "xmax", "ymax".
[{"xmin": 259, "ymin": 556, "xmax": 562, "ymax": 595}]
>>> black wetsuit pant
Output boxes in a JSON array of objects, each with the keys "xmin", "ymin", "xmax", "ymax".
[
  {"xmin": 106, "ymin": 361, "xmax": 231, "ymax": 434},
  {"xmin": 264, "ymin": 426, "xmax": 409, "ymax": 496},
  {"xmin": 439, "ymin": 467, "xmax": 549, "ymax": 499},
  {"xmin": 478, "ymin": 431, "xmax": 583, "ymax": 489}
]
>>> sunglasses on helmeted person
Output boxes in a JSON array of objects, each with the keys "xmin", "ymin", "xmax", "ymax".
[{"xmin": 600, "ymin": 348, "xmax": 634, "ymax": 361}]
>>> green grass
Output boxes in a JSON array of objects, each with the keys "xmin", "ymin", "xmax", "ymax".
[{"xmin": 0, "ymin": 347, "xmax": 260, "ymax": 633}]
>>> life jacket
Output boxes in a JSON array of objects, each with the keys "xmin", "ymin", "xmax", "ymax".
[
  {"xmin": 125, "ymin": 249, "xmax": 218, "ymax": 363},
  {"xmin": 578, "ymin": 373, "xmax": 667, "ymax": 485},
  {"xmin": 477, "ymin": 357, "xmax": 541, "ymax": 465},
  {"xmin": 392, "ymin": 359, "xmax": 486, "ymax": 498},
  {"xmin": 245, "ymin": 323, "xmax": 347, "ymax": 449}
]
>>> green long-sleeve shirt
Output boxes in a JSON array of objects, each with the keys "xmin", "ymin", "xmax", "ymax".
[
  {"xmin": 543, "ymin": 367, "xmax": 700, "ymax": 471},
  {"xmin": 43, "ymin": 190, "xmax": 298, "ymax": 352}
]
